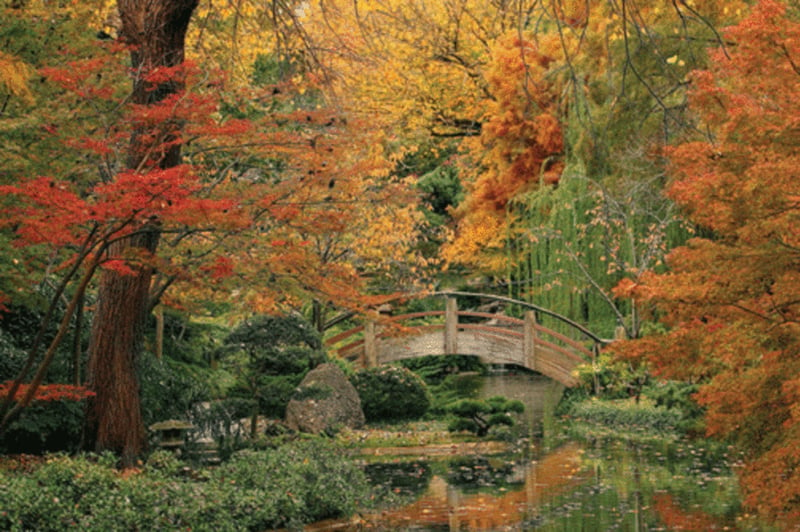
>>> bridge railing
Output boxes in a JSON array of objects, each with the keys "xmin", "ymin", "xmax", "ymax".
[
  {"xmin": 324, "ymin": 292, "xmax": 605, "ymax": 373},
  {"xmin": 433, "ymin": 291, "xmax": 607, "ymax": 346}
]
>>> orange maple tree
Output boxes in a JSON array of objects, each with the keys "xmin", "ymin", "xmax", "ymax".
[{"xmin": 612, "ymin": 0, "xmax": 800, "ymax": 523}]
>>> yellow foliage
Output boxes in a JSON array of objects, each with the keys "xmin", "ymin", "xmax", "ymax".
[{"xmin": 0, "ymin": 51, "xmax": 33, "ymax": 103}]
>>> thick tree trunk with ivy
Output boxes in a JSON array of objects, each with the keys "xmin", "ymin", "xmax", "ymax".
[{"xmin": 85, "ymin": 0, "xmax": 198, "ymax": 465}]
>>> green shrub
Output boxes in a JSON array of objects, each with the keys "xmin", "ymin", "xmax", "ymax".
[
  {"xmin": 645, "ymin": 380, "xmax": 705, "ymax": 434},
  {"xmin": 445, "ymin": 396, "xmax": 524, "ymax": 437},
  {"xmin": 219, "ymin": 314, "xmax": 326, "ymax": 431},
  {"xmin": 351, "ymin": 365, "xmax": 431, "ymax": 422},
  {"xmin": 212, "ymin": 440, "xmax": 370, "ymax": 529},
  {"xmin": 0, "ymin": 440, "xmax": 371, "ymax": 531},
  {"xmin": 567, "ymin": 398, "xmax": 682, "ymax": 434}
]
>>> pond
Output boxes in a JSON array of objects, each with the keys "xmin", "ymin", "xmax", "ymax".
[{"xmin": 309, "ymin": 373, "xmax": 775, "ymax": 531}]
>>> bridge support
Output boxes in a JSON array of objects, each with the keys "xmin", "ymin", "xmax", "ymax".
[
  {"xmin": 523, "ymin": 311, "xmax": 538, "ymax": 372},
  {"xmin": 445, "ymin": 296, "xmax": 458, "ymax": 354},
  {"xmin": 364, "ymin": 321, "xmax": 378, "ymax": 367}
]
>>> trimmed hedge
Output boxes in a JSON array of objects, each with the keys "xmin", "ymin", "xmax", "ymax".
[{"xmin": 351, "ymin": 365, "xmax": 431, "ymax": 422}]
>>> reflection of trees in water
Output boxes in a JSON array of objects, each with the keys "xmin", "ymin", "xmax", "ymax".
[
  {"xmin": 363, "ymin": 460, "xmax": 432, "ymax": 499},
  {"xmin": 358, "ymin": 442, "xmax": 589, "ymax": 531},
  {"xmin": 446, "ymin": 456, "xmax": 520, "ymax": 490},
  {"xmin": 354, "ymin": 439, "xmax": 742, "ymax": 531}
]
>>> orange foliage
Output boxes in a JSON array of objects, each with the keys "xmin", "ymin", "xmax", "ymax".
[
  {"xmin": 652, "ymin": 492, "xmax": 720, "ymax": 531},
  {"xmin": 444, "ymin": 32, "xmax": 565, "ymax": 271},
  {"xmin": 1, "ymin": 39, "xmax": 428, "ymax": 321},
  {"xmin": 0, "ymin": 382, "xmax": 95, "ymax": 404},
  {"xmin": 611, "ymin": 1, "xmax": 800, "ymax": 523}
]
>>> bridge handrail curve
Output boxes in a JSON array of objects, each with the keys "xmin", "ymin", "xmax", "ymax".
[
  {"xmin": 333, "ymin": 323, "xmax": 587, "ymax": 366},
  {"xmin": 433, "ymin": 291, "xmax": 607, "ymax": 345},
  {"xmin": 327, "ymin": 310, "xmax": 595, "ymax": 362}
]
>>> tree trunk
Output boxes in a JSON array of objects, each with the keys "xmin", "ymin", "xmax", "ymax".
[
  {"xmin": 85, "ymin": 0, "xmax": 198, "ymax": 466},
  {"xmin": 86, "ymin": 230, "xmax": 159, "ymax": 464}
]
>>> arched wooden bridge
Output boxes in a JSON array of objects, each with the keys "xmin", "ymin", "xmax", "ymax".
[{"xmin": 324, "ymin": 292, "xmax": 610, "ymax": 387}]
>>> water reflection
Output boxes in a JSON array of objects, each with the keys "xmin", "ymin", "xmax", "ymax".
[
  {"xmin": 308, "ymin": 438, "xmax": 752, "ymax": 531},
  {"xmin": 306, "ymin": 373, "xmax": 760, "ymax": 531},
  {"xmin": 368, "ymin": 443, "xmax": 587, "ymax": 530},
  {"xmin": 308, "ymin": 443, "xmax": 589, "ymax": 531}
]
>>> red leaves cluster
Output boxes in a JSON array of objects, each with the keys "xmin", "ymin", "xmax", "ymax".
[
  {"xmin": 0, "ymin": 177, "xmax": 87, "ymax": 247},
  {"xmin": 0, "ymin": 381, "xmax": 95, "ymax": 403},
  {"xmin": 3, "ymin": 34, "xmax": 427, "ymax": 319}
]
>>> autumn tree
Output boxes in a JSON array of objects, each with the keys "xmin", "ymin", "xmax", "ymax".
[
  {"xmin": 0, "ymin": 0, "xmax": 430, "ymax": 465},
  {"xmin": 446, "ymin": 1, "xmax": 749, "ymax": 339},
  {"xmin": 612, "ymin": 1, "xmax": 800, "ymax": 523},
  {"xmin": 74, "ymin": 0, "xmax": 198, "ymax": 464},
  {"xmin": 441, "ymin": 31, "xmax": 565, "ymax": 275}
]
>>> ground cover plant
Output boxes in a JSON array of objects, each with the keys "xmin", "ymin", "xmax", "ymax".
[
  {"xmin": 0, "ymin": 439, "xmax": 373, "ymax": 531},
  {"xmin": 565, "ymin": 397, "xmax": 683, "ymax": 438}
]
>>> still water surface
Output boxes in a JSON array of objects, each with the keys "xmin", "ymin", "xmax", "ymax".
[{"xmin": 311, "ymin": 373, "xmax": 774, "ymax": 531}]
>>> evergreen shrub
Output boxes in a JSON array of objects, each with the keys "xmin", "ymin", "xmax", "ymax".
[
  {"xmin": 219, "ymin": 314, "xmax": 325, "ymax": 420},
  {"xmin": 445, "ymin": 396, "xmax": 524, "ymax": 437},
  {"xmin": 351, "ymin": 365, "xmax": 430, "ymax": 422}
]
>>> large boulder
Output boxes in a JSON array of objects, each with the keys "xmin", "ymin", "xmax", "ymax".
[{"xmin": 284, "ymin": 363, "xmax": 365, "ymax": 434}]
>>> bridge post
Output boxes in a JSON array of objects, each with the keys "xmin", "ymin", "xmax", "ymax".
[
  {"xmin": 445, "ymin": 296, "xmax": 458, "ymax": 355},
  {"xmin": 364, "ymin": 321, "xmax": 378, "ymax": 367},
  {"xmin": 523, "ymin": 310, "xmax": 537, "ymax": 371}
]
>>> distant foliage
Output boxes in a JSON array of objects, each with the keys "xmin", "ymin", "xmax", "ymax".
[
  {"xmin": 137, "ymin": 352, "xmax": 211, "ymax": 428},
  {"xmin": 0, "ymin": 329, "xmax": 26, "ymax": 383},
  {"xmin": 153, "ymin": 310, "xmax": 229, "ymax": 367},
  {"xmin": 573, "ymin": 350, "xmax": 650, "ymax": 401},
  {"xmin": 220, "ymin": 314, "xmax": 326, "ymax": 422},
  {"xmin": 399, "ymin": 354, "xmax": 486, "ymax": 385},
  {"xmin": 351, "ymin": 365, "xmax": 431, "ymax": 422}
]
